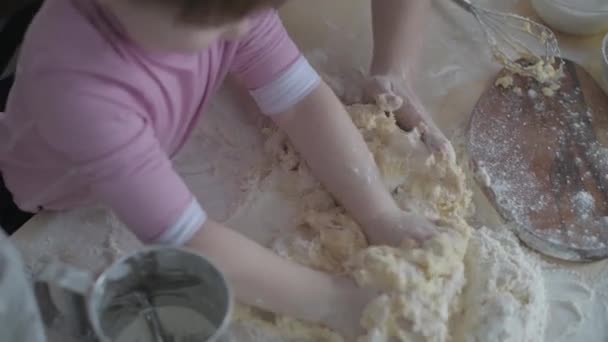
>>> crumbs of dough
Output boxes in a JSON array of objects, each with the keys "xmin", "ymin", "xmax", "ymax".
[
  {"xmin": 542, "ymin": 83, "xmax": 560, "ymax": 97},
  {"xmin": 513, "ymin": 87, "xmax": 523, "ymax": 96},
  {"xmin": 494, "ymin": 51, "xmax": 563, "ymax": 86},
  {"xmin": 495, "ymin": 75, "xmax": 514, "ymax": 89}
]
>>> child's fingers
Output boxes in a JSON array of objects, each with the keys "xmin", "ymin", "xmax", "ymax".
[{"xmin": 375, "ymin": 93, "xmax": 404, "ymax": 112}]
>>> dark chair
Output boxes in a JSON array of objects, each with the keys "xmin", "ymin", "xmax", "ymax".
[{"xmin": 0, "ymin": 2, "xmax": 42, "ymax": 235}]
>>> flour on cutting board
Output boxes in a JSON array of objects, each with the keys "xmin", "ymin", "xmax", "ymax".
[
  {"xmin": 457, "ymin": 125, "xmax": 608, "ymax": 342},
  {"xmin": 468, "ymin": 73, "xmax": 608, "ymax": 252},
  {"xmin": 572, "ymin": 191, "xmax": 595, "ymax": 219}
]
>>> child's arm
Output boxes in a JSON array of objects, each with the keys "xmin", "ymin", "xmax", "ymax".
[
  {"xmin": 370, "ymin": 0, "xmax": 428, "ymax": 79},
  {"xmin": 27, "ymin": 71, "xmax": 371, "ymax": 336},
  {"xmin": 186, "ymin": 219, "xmax": 371, "ymax": 336},
  {"xmin": 230, "ymin": 11, "xmax": 438, "ymax": 245},
  {"xmin": 273, "ymin": 82, "xmax": 438, "ymax": 245}
]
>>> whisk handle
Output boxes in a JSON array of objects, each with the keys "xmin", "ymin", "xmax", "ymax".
[{"xmin": 451, "ymin": 0, "xmax": 474, "ymax": 12}]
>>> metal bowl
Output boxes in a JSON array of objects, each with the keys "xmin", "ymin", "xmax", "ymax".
[{"xmin": 603, "ymin": 33, "xmax": 608, "ymax": 84}]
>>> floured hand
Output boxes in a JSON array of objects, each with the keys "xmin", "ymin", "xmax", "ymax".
[
  {"xmin": 323, "ymin": 284, "xmax": 377, "ymax": 340},
  {"xmin": 362, "ymin": 209, "xmax": 439, "ymax": 247},
  {"xmin": 418, "ymin": 120, "xmax": 456, "ymax": 163},
  {"xmin": 363, "ymin": 75, "xmax": 455, "ymax": 162}
]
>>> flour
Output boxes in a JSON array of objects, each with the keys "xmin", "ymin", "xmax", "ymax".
[
  {"xmin": 0, "ymin": 233, "xmax": 47, "ymax": 342},
  {"xmin": 572, "ymin": 191, "xmax": 595, "ymax": 219},
  {"xmin": 114, "ymin": 306, "xmax": 217, "ymax": 342},
  {"xmin": 543, "ymin": 269, "xmax": 608, "ymax": 341},
  {"xmin": 454, "ymin": 227, "xmax": 546, "ymax": 342},
  {"xmin": 12, "ymin": 208, "xmax": 140, "ymax": 278}
]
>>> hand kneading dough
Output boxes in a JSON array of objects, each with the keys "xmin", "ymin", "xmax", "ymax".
[
  {"xmin": 232, "ymin": 104, "xmax": 544, "ymax": 342},
  {"xmin": 247, "ymin": 104, "xmax": 469, "ymax": 341}
]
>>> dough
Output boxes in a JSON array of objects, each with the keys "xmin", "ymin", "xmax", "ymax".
[
  {"xmin": 541, "ymin": 82, "xmax": 560, "ymax": 97},
  {"xmin": 494, "ymin": 48, "xmax": 563, "ymax": 84},
  {"xmin": 261, "ymin": 104, "xmax": 472, "ymax": 341},
  {"xmin": 494, "ymin": 63, "xmax": 561, "ymax": 96},
  {"xmin": 235, "ymin": 104, "xmax": 545, "ymax": 341},
  {"xmin": 495, "ymin": 75, "xmax": 514, "ymax": 89}
]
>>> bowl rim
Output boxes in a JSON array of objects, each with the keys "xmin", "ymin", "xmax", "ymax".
[
  {"xmin": 542, "ymin": 0, "xmax": 608, "ymax": 14},
  {"xmin": 603, "ymin": 33, "xmax": 608, "ymax": 64}
]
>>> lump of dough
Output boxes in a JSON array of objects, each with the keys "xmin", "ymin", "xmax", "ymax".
[
  {"xmin": 495, "ymin": 75, "xmax": 514, "ymax": 89},
  {"xmin": 245, "ymin": 104, "xmax": 515, "ymax": 342}
]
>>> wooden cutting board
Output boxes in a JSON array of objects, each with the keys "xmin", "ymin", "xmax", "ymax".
[{"xmin": 467, "ymin": 59, "xmax": 608, "ymax": 261}]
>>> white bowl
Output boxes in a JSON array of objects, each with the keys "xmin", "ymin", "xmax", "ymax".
[{"xmin": 531, "ymin": 0, "xmax": 608, "ymax": 36}]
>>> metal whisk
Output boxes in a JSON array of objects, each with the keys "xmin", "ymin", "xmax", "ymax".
[{"xmin": 452, "ymin": 0, "xmax": 562, "ymax": 78}]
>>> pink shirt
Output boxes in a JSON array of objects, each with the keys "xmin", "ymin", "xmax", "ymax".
[{"xmin": 0, "ymin": 0, "xmax": 320, "ymax": 245}]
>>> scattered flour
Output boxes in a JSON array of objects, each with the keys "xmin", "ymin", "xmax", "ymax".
[
  {"xmin": 572, "ymin": 191, "xmax": 595, "ymax": 219},
  {"xmin": 0, "ymin": 233, "xmax": 47, "ymax": 342},
  {"xmin": 453, "ymin": 227, "xmax": 546, "ymax": 342}
]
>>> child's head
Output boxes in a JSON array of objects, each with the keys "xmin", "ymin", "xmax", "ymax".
[{"xmin": 101, "ymin": 0, "xmax": 285, "ymax": 52}]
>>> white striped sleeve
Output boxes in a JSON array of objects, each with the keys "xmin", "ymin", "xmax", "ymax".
[
  {"xmin": 250, "ymin": 56, "xmax": 321, "ymax": 116},
  {"xmin": 154, "ymin": 199, "xmax": 207, "ymax": 246}
]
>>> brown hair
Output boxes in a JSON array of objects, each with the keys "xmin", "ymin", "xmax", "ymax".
[
  {"xmin": 145, "ymin": 0, "xmax": 286, "ymax": 25},
  {"xmin": 0, "ymin": 0, "xmax": 37, "ymax": 17}
]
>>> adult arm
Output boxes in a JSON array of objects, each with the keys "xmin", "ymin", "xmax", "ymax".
[{"xmin": 368, "ymin": 0, "xmax": 455, "ymax": 160}]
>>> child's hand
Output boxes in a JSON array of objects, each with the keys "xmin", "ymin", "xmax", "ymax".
[
  {"xmin": 324, "ymin": 283, "xmax": 378, "ymax": 339},
  {"xmin": 362, "ymin": 208, "xmax": 439, "ymax": 246},
  {"xmin": 363, "ymin": 75, "xmax": 456, "ymax": 162}
]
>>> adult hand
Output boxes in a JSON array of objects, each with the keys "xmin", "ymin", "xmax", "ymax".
[
  {"xmin": 361, "ymin": 208, "xmax": 439, "ymax": 247},
  {"xmin": 363, "ymin": 75, "xmax": 456, "ymax": 162}
]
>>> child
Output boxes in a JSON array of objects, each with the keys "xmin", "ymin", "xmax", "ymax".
[{"xmin": 0, "ymin": 0, "xmax": 442, "ymax": 334}]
